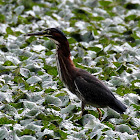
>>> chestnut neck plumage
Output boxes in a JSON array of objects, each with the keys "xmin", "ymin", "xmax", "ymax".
[{"xmin": 55, "ymin": 39, "xmax": 76, "ymax": 89}]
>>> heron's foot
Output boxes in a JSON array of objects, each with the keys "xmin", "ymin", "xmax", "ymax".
[{"xmin": 97, "ymin": 108, "xmax": 102, "ymax": 121}]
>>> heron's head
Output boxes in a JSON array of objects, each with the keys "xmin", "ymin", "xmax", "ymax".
[{"xmin": 26, "ymin": 28, "xmax": 67, "ymax": 45}]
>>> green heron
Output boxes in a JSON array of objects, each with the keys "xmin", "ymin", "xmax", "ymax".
[{"xmin": 26, "ymin": 28, "xmax": 127, "ymax": 120}]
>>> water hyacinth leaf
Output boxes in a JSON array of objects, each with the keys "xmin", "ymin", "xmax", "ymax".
[
  {"xmin": 68, "ymin": 131, "xmax": 87, "ymax": 139},
  {"xmin": 35, "ymin": 112, "xmax": 47, "ymax": 121},
  {"xmin": 131, "ymin": 104, "xmax": 140, "ymax": 112},
  {"xmin": 116, "ymin": 64, "xmax": 127, "ymax": 74},
  {"xmin": 25, "ymin": 36, "xmax": 37, "ymax": 44},
  {"xmin": 53, "ymin": 129, "xmax": 67, "ymax": 139},
  {"xmin": 116, "ymin": 86, "xmax": 131, "ymax": 96},
  {"xmin": 0, "ymin": 14, "xmax": 5, "ymax": 23},
  {"xmin": 3, "ymin": 60, "xmax": 14, "ymax": 66},
  {"xmin": 32, "ymin": 44, "xmax": 46, "ymax": 52},
  {"xmin": 90, "ymin": 129, "xmax": 103, "ymax": 139},
  {"xmin": 6, "ymin": 56, "xmax": 21, "ymax": 65},
  {"xmin": 45, "ymin": 95, "xmax": 62, "ymax": 107},
  {"xmin": 9, "ymin": 102, "xmax": 24, "ymax": 109},
  {"xmin": 109, "ymin": 77, "xmax": 124, "ymax": 86},
  {"xmin": 88, "ymin": 45, "xmax": 103, "ymax": 53},
  {"xmin": 60, "ymin": 104, "xmax": 76, "ymax": 114},
  {"xmin": 1, "ymin": 104, "xmax": 17, "ymax": 115},
  {"xmin": 59, "ymin": 95, "xmax": 69, "ymax": 107},
  {"xmin": 87, "ymin": 118, "xmax": 109, "ymax": 138},
  {"xmin": 0, "ymin": 128, "xmax": 8, "ymax": 139},
  {"xmin": 41, "ymin": 129, "xmax": 54, "ymax": 139},
  {"xmin": 134, "ymin": 72, "xmax": 140, "ymax": 79},
  {"xmin": 13, "ymin": 76, "xmax": 26, "ymax": 86},
  {"xmin": 116, "ymin": 124, "xmax": 133, "ymax": 134},
  {"xmin": 125, "ymin": 93, "xmax": 140, "ymax": 105},
  {"xmin": 104, "ymin": 129, "xmax": 137, "ymax": 139},
  {"xmin": 23, "ymin": 101, "xmax": 37, "ymax": 110},
  {"xmin": 82, "ymin": 114, "xmax": 97, "ymax": 126},
  {"xmin": 25, "ymin": 64, "xmax": 41, "ymax": 72},
  {"xmin": 0, "ymin": 92, "xmax": 12, "ymax": 102},
  {"xmin": 19, "ymin": 135, "xmax": 36, "ymax": 140},
  {"xmin": 25, "ymin": 123, "xmax": 42, "ymax": 132},
  {"xmin": 0, "ymin": 117, "xmax": 16, "ymax": 125},
  {"xmin": 20, "ymin": 68, "xmax": 30, "ymax": 78},
  {"xmin": 6, "ymin": 27, "xmax": 14, "ymax": 35},
  {"xmin": 26, "ymin": 76, "xmax": 42, "ymax": 84},
  {"xmin": 44, "ymin": 88, "xmax": 55, "ymax": 93},
  {"xmin": 20, "ymin": 119, "xmax": 33, "ymax": 126},
  {"xmin": 70, "ymin": 31, "xmax": 94, "ymax": 42},
  {"xmin": 18, "ymin": 16, "xmax": 29, "ymax": 25},
  {"xmin": 130, "ymin": 118, "xmax": 140, "ymax": 128},
  {"xmin": 13, "ymin": 132, "xmax": 20, "ymax": 140},
  {"xmin": 26, "ymin": 109, "xmax": 39, "ymax": 117},
  {"xmin": 8, "ymin": 43, "xmax": 19, "ymax": 50},
  {"xmin": 103, "ymin": 107, "xmax": 120, "ymax": 120},
  {"xmin": 43, "ymin": 65, "xmax": 58, "ymax": 77},
  {"xmin": 112, "ymin": 62, "xmax": 121, "ymax": 68},
  {"xmin": 14, "ymin": 5, "xmax": 25, "ymax": 15}
]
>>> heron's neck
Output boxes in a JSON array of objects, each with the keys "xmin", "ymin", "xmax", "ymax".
[
  {"xmin": 55, "ymin": 41, "xmax": 75, "ymax": 83},
  {"xmin": 56, "ymin": 40, "xmax": 70, "ymax": 57}
]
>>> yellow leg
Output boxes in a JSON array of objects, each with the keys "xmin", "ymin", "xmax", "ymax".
[{"xmin": 97, "ymin": 108, "xmax": 102, "ymax": 120}]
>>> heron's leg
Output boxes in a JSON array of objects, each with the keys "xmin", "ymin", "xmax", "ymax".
[
  {"xmin": 81, "ymin": 101, "xmax": 85, "ymax": 116},
  {"xmin": 97, "ymin": 108, "xmax": 102, "ymax": 121}
]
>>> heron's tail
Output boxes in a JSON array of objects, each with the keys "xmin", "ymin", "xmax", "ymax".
[{"xmin": 109, "ymin": 99, "xmax": 127, "ymax": 114}]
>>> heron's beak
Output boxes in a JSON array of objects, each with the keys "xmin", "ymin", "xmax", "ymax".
[{"xmin": 26, "ymin": 30, "xmax": 52, "ymax": 37}]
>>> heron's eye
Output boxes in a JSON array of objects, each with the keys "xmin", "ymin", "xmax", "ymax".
[
  {"xmin": 44, "ymin": 29, "xmax": 50, "ymax": 34},
  {"xmin": 47, "ymin": 30, "xmax": 50, "ymax": 34}
]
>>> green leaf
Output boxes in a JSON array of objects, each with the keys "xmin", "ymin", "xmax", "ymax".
[
  {"xmin": 116, "ymin": 85, "xmax": 133, "ymax": 96},
  {"xmin": 0, "ymin": 14, "xmax": 5, "ymax": 23},
  {"xmin": 116, "ymin": 64, "xmax": 127, "ymax": 74},
  {"xmin": 20, "ymin": 129, "xmax": 35, "ymax": 136},
  {"xmin": 99, "ymin": 0, "xmax": 112, "ymax": 7},
  {"xmin": 3, "ymin": 60, "xmax": 14, "ymax": 66},
  {"xmin": 54, "ymin": 129, "xmax": 67, "ymax": 139},
  {"xmin": 44, "ymin": 88, "xmax": 55, "ymax": 93},
  {"xmin": 43, "ymin": 65, "xmax": 58, "ymax": 77},
  {"xmin": 131, "ymin": 104, "xmax": 140, "ymax": 111},
  {"xmin": 88, "ymin": 47, "xmax": 102, "ymax": 53},
  {"xmin": 0, "ymin": 117, "xmax": 16, "ymax": 125},
  {"xmin": 9, "ymin": 102, "xmax": 23, "ymax": 109},
  {"xmin": 6, "ymin": 27, "xmax": 14, "ymax": 35}
]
